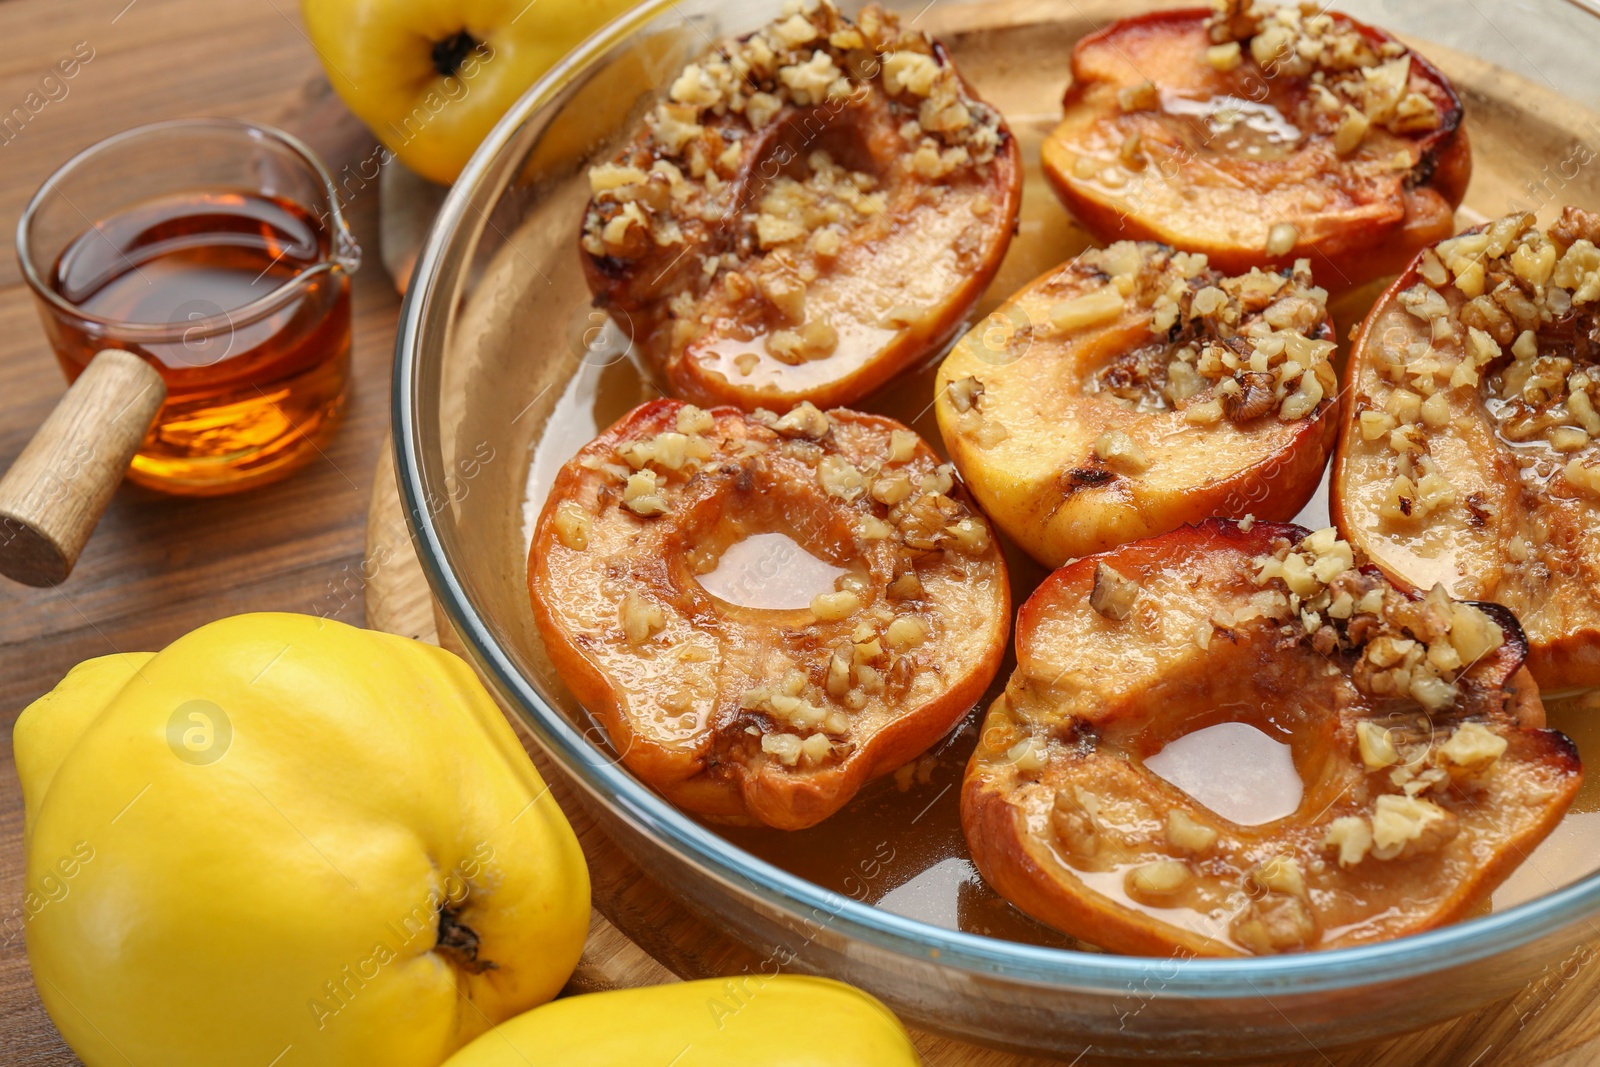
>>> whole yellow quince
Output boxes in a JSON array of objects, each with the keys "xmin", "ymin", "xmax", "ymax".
[
  {"xmin": 15, "ymin": 613, "xmax": 590, "ymax": 1067},
  {"xmin": 441, "ymin": 975, "xmax": 923, "ymax": 1065},
  {"xmin": 300, "ymin": 0, "xmax": 641, "ymax": 184}
]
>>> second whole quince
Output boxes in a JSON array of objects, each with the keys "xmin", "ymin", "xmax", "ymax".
[{"xmin": 300, "ymin": 0, "xmax": 642, "ymax": 183}]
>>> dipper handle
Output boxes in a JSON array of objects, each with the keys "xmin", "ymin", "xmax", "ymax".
[{"xmin": 0, "ymin": 349, "xmax": 166, "ymax": 586}]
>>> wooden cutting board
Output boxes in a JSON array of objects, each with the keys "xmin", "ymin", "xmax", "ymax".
[{"xmin": 366, "ymin": 445, "xmax": 1600, "ymax": 1067}]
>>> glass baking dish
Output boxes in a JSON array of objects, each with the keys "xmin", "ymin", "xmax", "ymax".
[{"xmin": 393, "ymin": 0, "xmax": 1600, "ymax": 1058}]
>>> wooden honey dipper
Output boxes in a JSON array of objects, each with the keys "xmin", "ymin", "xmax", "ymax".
[{"xmin": 0, "ymin": 349, "xmax": 166, "ymax": 586}]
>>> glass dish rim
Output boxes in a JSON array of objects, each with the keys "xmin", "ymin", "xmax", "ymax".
[
  {"xmin": 393, "ymin": 0, "xmax": 1600, "ymax": 999},
  {"xmin": 14, "ymin": 117, "xmax": 357, "ymax": 342}
]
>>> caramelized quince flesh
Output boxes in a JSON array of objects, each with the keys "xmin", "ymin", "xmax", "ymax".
[
  {"xmin": 580, "ymin": 0, "xmax": 1021, "ymax": 412},
  {"xmin": 935, "ymin": 240, "xmax": 1338, "ymax": 568},
  {"xmin": 1333, "ymin": 208, "xmax": 1600, "ymax": 689},
  {"xmin": 529, "ymin": 399, "xmax": 1009, "ymax": 830},
  {"xmin": 1041, "ymin": 4, "xmax": 1469, "ymax": 289},
  {"xmin": 963, "ymin": 519, "xmax": 1579, "ymax": 956}
]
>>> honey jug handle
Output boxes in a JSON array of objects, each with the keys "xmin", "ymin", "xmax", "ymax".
[{"xmin": 0, "ymin": 349, "xmax": 166, "ymax": 586}]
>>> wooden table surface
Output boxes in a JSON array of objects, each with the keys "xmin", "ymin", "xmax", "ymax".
[
  {"xmin": 3, "ymin": 2, "xmax": 1600, "ymax": 1066},
  {"xmin": 0, "ymin": 2, "xmax": 400, "ymax": 1062}
]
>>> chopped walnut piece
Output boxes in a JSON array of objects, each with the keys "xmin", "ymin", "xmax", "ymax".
[
  {"xmin": 1437, "ymin": 721, "xmax": 1508, "ymax": 774},
  {"xmin": 1126, "ymin": 860, "xmax": 1190, "ymax": 901},
  {"xmin": 1370, "ymin": 794, "xmax": 1457, "ymax": 860},
  {"xmin": 1166, "ymin": 809, "xmax": 1218, "ymax": 855},
  {"xmin": 621, "ymin": 591, "xmax": 665, "ymax": 646},
  {"xmin": 553, "ymin": 501, "xmax": 592, "ymax": 550},
  {"xmin": 1093, "ymin": 430, "xmax": 1149, "ymax": 474},
  {"xmin": 1089, "ymin": 562, "xmax": 1141, "ymax": 621},
  {"xmin": 1231, "ymin": 892, "xmax": 1317, "ymax": 955},
  {"xmin": 772, "ymin": 402, "xmax": 832, "ymax": 439},
  {"xmin": 1050, "ymin": 286, "xmax": 1126, "ymax": 332},
  {"xmin": 810, "ymin": 590, "xmax": 860, "ymax": 621},
  {"xmin": 1324, "ymin": 816, "xmax": 1373, "ymax": 867},
  {"xmin": 1051, "ymin": 787, "xmax": 1101, "ymax": 861},
  {"xmin": 623, "ymin": 470, "xmax": 669, "ymax": 516}
]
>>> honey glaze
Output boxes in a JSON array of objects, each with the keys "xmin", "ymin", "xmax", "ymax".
[
  {"xmin": 522, "ymin": 110, "xmax": 1593, "ymax": 947},
  {"xmin": 1159, "ymin": 92, "xmax": 1304, "ymax": 158}
]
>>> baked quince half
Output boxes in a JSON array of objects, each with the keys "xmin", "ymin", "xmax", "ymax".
[
  {"xmin": 934, "ymin": 240, "xmax": 1337, "ymax": 568},
  {"xmin": 1334, "ymin": 209, "xmax": 1600, "ymax": 690},
  {"xmin": 529, "ymin": 399, "xmax": 1009, "ymax": 830},
  {"xmin": 580, "ymin": 0, "xmax": 1020, "ymax": 412},
  {"xmin": 963, "ymin": 519, "xmax": 1579, "ymax": 957},
  {"xmin": 1041, "ymin": 1, "xmax": 1469, "ymax": 289}
]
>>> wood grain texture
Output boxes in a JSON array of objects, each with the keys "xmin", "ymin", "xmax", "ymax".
[
  {"xmin": 0, "ymin": 350, "xmax": 165, "ymax": 586},
  {"xmin": 0, "ymin": 2, "xmax": 399, "ymax": 1063}
]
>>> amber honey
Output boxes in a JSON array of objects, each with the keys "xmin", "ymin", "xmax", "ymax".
[{"xmin": 39, "ymin": 190, "xmax": 351, "ymax": 494}]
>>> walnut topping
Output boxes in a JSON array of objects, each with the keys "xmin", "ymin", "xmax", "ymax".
[
  {"xmin": 1204, "ymin": 1, "xmax": 1439, "ymax": 156},
  {"xmin": 810, "ymin": 590, "xmax": 860, "ymax": 621},
  {"xmin": 1051, "ymin": 787, "xmax": 1102, "ymax": 861},
  {"xmin": 948, "ymin": 375, "xmax": 984, "ymax": 413},
  {"xmin": 1247, "ymin": 525, "xmax": 1517, "ymax": 871},
  {"xmin": 1250, "ymin": 854, "xmax": 1307, "ymax": 898},
  {"xmin": 1116, "ymin": 79, "xmax": 1160, "ymax": 113},
  {"xmin": 1323, "ymin": 816, "xmax": 1373, "ymax": 866},
  {"xmin": 581, "ymin": 0, "xmax": 1005, "ymax": 269},
  {"xmin": 1093, "ymin": 430, "xmax": 1149, "ymax": 474},
  {"xmin": 947, "ymin": 374, "xmax": 1011, "ymax": 448},
  {"xmin": 1067, "ymin": 242, "xmax": 1334, "ymax": 424},
  {"xmin": 1089, "ymin": 562, "xmax": 1141, "ymax": 621},
  {"xmin": 1165, "ymin": 809, "xmax": 1218, "ymax": 855},
  {"xmin": 772, "ymin": 401, "xmax": 832, "ymax": 439},
  {"xmin": 1253, "ymin": 528, "xmax": 1505, "ymax": 712},
  {"xmin": 1233, "ymin": 856, "xmax": 1317, "ymax": 953},
  {"xmin": 1370, "ymin": 794, "xmax": 1457, "ymax": 860},
  {"xmin": 884, "ymin": 615, "xmax": 929, "ymax": 651},
  {"xmin": 1365, "ymin": 209, "xmax": 1600, "ymax": 511},
  {"xmin": 579, "ymin": 402, "xmax": 1000, "ymax": 786},
  {"xmin": 623, "ymin": 470, "xmax": 670, "ymax": 516},
  {"xmin": 621, "ymin": 592, "xmax": 666, "ymax": 645},
  {"xmin": 1125, "ymin": 859, "xmax": 1190, "ymax": 901},
  {"xmin": 1265, "ymin": 222, "xmax": 1298, "ymax": 257},
  {"xmin": 1437, "ymin": 721, "xmax": 1508, "ymax": 773},
  {"xmin": 553, "ymin": 501, "xmax": 593, "ymax": 550},
  {"xmin": 1006, "ymin": 736, "xmax": 1047, "ymax": 772}
]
